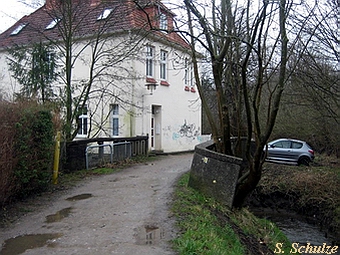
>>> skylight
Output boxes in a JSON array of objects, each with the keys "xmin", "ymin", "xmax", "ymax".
[
  {"xmin": 46, "ymin": 18, "xmax": 61, "ymax": 30},
  {"xmin": 10, "ymin": 23, "xmax": 28, "ymax": 35},
  {"xmin": 97, "ymin": 9, "xmax": 113, "ymax": 20}
]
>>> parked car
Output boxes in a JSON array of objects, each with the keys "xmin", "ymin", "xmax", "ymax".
[{"xmin": 264, "ymin": 138, "xmax": 315, "ymax": 166}]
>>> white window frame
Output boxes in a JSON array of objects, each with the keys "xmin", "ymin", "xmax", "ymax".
[
  {"xmin": 111, "ymin": 104, "xmax": 119, "ymax": 137},
  {"xmin": 160, "ymin": 50, "xmax": 167, "ymax": 80},
  {"xmin": 190, "ymin": 64, "xmax": 194, "ymax": 87},
  {"xmin": 184, "ymin": 58, "xmax": 189, "ymax": 85},
  {"xmin": 159, "ymin": 12, "xmax": 167, "ymax": 31},
  {"xmin": 11, "ymin": 23, "xmax": 28, "ymax": 35},
  {"xmin": 45, "ymin": 18, "xmax": 61, "ymax": 30},
  {"xmin": 146, "ymin": 45, "xmax": 154, "ymax": 77},
  {"xmin": 77, "ymin": 105, "xmax": 88, "ymax": 137},
  {"xmin": 97, "ymin": 8, "xmax": 113, "ymax": 20},
  {"xmin": 184, "ymin": 58, "xmax": 194, "ymax": 88}
]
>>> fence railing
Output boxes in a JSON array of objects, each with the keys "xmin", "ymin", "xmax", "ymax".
[
  {"xmin": 64, "ymin": 136, "xmax": 149, "ymax": 171},
  {"xmin": 85, "ymin": 142, "xmax": 135, "ymax": 170}
]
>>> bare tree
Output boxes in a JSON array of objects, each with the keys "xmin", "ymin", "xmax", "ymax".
[
  {"xmin": 36, "ymin": 0, "xmax": 146, "ymax": 141},
  {"xmin": 179, "ymin": 0, "xmax": 331, "ymax": 206},
  {"xmin": 273, "ymin": 0, "xmax": 339, "ymax": 155}
]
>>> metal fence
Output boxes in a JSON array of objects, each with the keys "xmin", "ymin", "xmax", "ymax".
[
  {"xmin": 64, "ymin": 136, "xmax": 149, "ymax": 171},
  {"xmin": 85, "ymin": 142, "xmax": 133, "ymax": 170}
]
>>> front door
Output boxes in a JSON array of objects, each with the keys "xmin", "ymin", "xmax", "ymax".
[{"xmin": 151, "ymin": 105, "xmax": 162, "ymax": 151}]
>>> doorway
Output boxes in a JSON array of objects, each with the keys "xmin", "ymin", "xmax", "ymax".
[{"xmin": 151, "ymin": 105, "xmax": 162, "ymax": 151}]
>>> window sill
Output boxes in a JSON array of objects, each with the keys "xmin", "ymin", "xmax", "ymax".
[
  {"xmin": 160, "ymin": 80, "xmax": 170, "ymax": 86},
  {"xmin": 146, "ymin": 77, "xmax": 157, "ymax": 83},
  {"xmin": 184, "ymin": 86, "xmax": 196, "ymax": 92},
  {"xmin": 75, "ymin": 134, "xmax": 87, "ymax": 139}
]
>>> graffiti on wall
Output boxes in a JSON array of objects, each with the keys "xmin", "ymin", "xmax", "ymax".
[
  {"xmin": 178, "ymin": 120, "xmax": 199, "ymax": 139},
  {"xmin": 161, "ymin": 120, "xmax": 200, "ymax": 142},
  {"xmin": 162, "ymin": 120, "xmax": 203, "ymax": 144}
]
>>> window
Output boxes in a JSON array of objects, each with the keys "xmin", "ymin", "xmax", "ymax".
[
  {"xmin": 189, "ymin": 64, "xmax": 194, "ymax": 87},
  {"xmin": 45, "ymin": 18, "xmax": 61, "ymax": 30},
  {"xmin": 32, "ymin": 49, "xmax": 56, "ymax": 82},
  {"xmin": 292, "ymin": 142, "xmax": 303, "ymax": 149},
  {"xmin": 273, "ymin": 141, "xmax": 291, "ymax": 148},
  {"xmin": 146, "ymin": 45, "xmax": 154, "ymax": 77},
  {"xmin": 111, "ymin": 104, "xmax": 119, "ymax": 136},
  {"xmin": 97, "ymin": 8, "xmax": 113, "ymax": 20},
  {"xmin": 11, "ymin": 23, "xmax": 28, "ymax": 35},
  {"xmin": 160, "ymin": 50, "xmax": 167, "ymax": 80},
  {"xmin": 184, "ymin": 58, "xmax": 189, "ymax": 85},
  {"xmin": 77, "ymin": 106, "xmax": 88, "ymax": 136},
  {"xmin": 185, "ymin": 58, "xmax": 194, "ymax": 85},
  {"xmin": 159, "ymin": 13, "xmax": 167, "ymax": 30}
]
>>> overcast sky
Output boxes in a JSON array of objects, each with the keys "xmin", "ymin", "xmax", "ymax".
[{"xmin": 0, "ymin": 0, "xmax": 43, "ymax": 33}]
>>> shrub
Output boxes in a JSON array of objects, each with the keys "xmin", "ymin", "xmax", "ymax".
[
  {"xmin": 14, "ymin": 108, "xmax": 54, "ymax": 197},
  {"xmin": 0, "ymin": 102, "xmax": 20, "ymax": 205},
  {"xmin": 0, "ymin": 101, "xmax": 55, "ymax": 204}
]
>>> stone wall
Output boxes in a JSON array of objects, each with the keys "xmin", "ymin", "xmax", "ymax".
[{"xmin": 188, "ymin": 140, "xmax": 243, "ymax": 208}]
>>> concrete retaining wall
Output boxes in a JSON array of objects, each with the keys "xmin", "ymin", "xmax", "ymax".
[{"xmin": 188, "ymin": 140, "xmax": 243, "ymax": 208}]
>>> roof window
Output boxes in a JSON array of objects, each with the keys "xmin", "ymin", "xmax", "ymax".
[
  {"xmin": 46, "ymin": 18, "xmax": 61, "ymax": 30},
  {"xmin": 97, "ymin": 8, "xmax": 113, "ymax": 20},
  {"xmin": 11, "ymin": 23, "xmax": 28, "ymax": 35},
  {"xmin": 160, "ymin": 13, "xmax": 168, "ymax": 30}
]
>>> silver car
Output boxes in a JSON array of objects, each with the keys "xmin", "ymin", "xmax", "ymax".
[{"xmin": 264, "ymin": 138, "xmax": 315, "ymax": 166}]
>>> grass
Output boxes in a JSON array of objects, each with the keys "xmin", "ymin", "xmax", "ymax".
[
  {"xmin": 230, "ymin": 208, "xmax": 291, "ymax": 253},
  {"xmin": 172, "ymin": 173, "xmax": 292, "ymax": 254},
  {"xmin": 259, "ymin": 155, "xmax": 340, "ymax": 234}
]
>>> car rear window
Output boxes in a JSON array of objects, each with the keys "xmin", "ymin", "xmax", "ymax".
[
  {"xmin": 292, "ymin": 142, "xmax": 303, "ymax": 149},
  {"xmin": 306, "ymin": 143, "xmax": 313, "ymax": 149}
]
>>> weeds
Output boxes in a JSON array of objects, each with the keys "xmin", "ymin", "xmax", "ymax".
[
  {"xmin": 172, "ymin": 173, "xmax": 291, "ymax": 254},
  {"xmin": 255, "ymin": 157, "xmax": 340, "ymax": 238}
]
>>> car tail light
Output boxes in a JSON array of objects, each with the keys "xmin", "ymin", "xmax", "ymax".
[{"xmin": 308, "ymin": 149, "xmax": 314, "ymax": 155}]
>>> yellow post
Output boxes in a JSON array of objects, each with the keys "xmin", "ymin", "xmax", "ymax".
[{"xmin": 52, "ymin": 131, "xmax": 61, "ymax": 185}]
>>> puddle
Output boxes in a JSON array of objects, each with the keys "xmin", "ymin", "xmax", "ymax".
[
  {"xmin": 45, "ymin": 207, "xmax": 73, "ymax": 223},
  {"xmin": 0, "ymin": 233, "xmax": 62, "ymax": 255},
  {"xmin": 135, "ymin": 225, "xmax": 165, "ymax": 245},
  {"xmin": 66, "ymin": 193, "xmax": 92, "ymax": 201}
]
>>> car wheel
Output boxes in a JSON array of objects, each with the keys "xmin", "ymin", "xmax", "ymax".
[{"xmin": 298, "ymin": 156, "xmax": 310, "ymax": 166}]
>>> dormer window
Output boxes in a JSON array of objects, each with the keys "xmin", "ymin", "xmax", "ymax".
[
  {"xmin": 159, "ymin": 13, "xmax": 167, "ymax": 30},
  {"xmin": 97, "ymin": 8, "xmax": 113, "ymax": 20},
  {"xmin": 45, "ymin": 18, "xmax": 61, "ymax": 30},
  {"xmin": 10, "ymin": 23, "xmax": 28, "ymax": 35}
]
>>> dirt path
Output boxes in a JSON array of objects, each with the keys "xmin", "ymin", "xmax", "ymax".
[{"xmin": 0, "ymin": 153, "xmax": 193, "ymax": 255}]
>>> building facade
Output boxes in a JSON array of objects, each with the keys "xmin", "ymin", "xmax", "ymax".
[{"xmin": 0, "ymin": 0, "xmax": 206, "ymax": 153}]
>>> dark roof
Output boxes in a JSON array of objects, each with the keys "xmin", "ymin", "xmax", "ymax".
[{"xmin": 0, "ymin": 0, "xmax": 190, "ymax": 50}]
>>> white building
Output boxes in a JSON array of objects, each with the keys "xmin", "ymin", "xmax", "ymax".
[{"xmin": 0, "ymin": 0, "xmax": 205, "ymax": 153}]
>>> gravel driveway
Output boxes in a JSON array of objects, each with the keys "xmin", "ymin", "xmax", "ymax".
[{"xmin": 0, "ymin": 153, "xmax": 193, "ymax": 255}]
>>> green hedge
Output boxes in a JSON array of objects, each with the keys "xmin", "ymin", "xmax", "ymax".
[
  {"xmin": 14, "ymin": 109, "xmax": 54, "ymax": 197},
  {"xmin": 0, "ymin": 102, "xmax": 55, "ymax": 204}
]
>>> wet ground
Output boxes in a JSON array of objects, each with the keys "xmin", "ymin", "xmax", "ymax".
[
  {"xmin": 0, "ymin": 153, "xmax": 193, "ymax": 255},
  {"xmin": 251, "ymin": 208, "xmax": 339, "ymax": 254}
]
